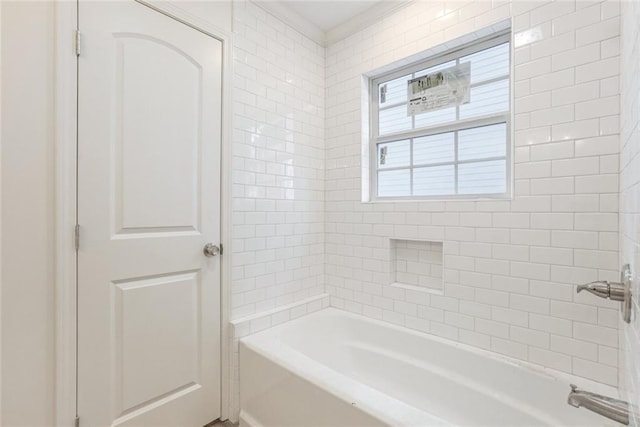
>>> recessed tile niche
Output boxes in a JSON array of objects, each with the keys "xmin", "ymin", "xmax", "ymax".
[{"xmin": 391, "ymin": 239, "xmax": 443, "ymax": 292}]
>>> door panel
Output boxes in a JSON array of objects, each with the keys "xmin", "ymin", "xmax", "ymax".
[
  {"xmin": 116, "ymin": 271, "xmax": 200, "ymax": 412},
  {"xmin": 78, "ymin": 2, "xmax": 222, "ymax": 426},
  {"xmin": 116, "ymin": 34, "xmax": 201, "ymax": 232}
]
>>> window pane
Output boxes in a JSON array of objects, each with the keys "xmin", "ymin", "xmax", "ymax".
[
  {"xmin": 372, "ymin": 38, "xmax": 511, "ymax": 199},
  {"xmin": 378, "ymin": 169, "xmax": 410, "ymax": 197},
  {"xmin": 458, "ymin": 123, "xmax": 507, "ymax": 161},
  {"xmin": 379, "ymin": 104, "xmax": 412, "ymax": 135},
  {"xmin": 414, "ymin": 106, "xmax": 456, "ymax": 129},
  {"xmin": 460, "ymin": 43, "xmax": 510, "ymax": 85},
  {"xmin": 378, "ymin": 140, "xmax": 410, "ymax": 170},
  {"xmin": 458, "ymin": 160, "xmax": 506, "ymax": 194},
  {"xmin": 379, "ymin": 74, "xmax": 410, "ymax": 107},
  {"xmin": 413, "ymin": 132, "xmax": 455, "ymax": 165},
  {"xmin": 415, "ymin": 60, "xmax": 456, "ymax": 78},
  {"xmin": 459, "ymin": 79, "xmax": 509, "ymax": 120},
  {"xmin": 413, "ymin": 165, "xmax": 455, "ymax": 196}
]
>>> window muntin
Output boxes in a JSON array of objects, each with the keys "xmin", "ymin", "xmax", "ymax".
[{"xmin": 371, "ymin": 35, "xmax": 511, "ymax": 200}]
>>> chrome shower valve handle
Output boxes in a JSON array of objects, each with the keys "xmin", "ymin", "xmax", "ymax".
[
  {"xmin": 577, "ymin": 281, "xmax": 625, "ymax": 301},
  {"xmin": 576, "ymin": 264, "xmax": 632, "ymax": 323}
]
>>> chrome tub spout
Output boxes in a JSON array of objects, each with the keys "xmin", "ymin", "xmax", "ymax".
[{"xmin": 568, "ymin": 384, "xmax": 630, "ymax": 425}]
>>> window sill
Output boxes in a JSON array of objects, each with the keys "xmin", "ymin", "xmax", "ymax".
[{"xmin": 362, "ymin": 193, "xmax": 514, "ymax": 203}]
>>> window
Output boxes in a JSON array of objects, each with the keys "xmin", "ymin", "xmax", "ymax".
[{"xmin": 370, "ymin": 33, "xmax": 511, "ymax": 200}]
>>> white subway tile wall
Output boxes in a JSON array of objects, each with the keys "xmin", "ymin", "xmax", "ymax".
[
  {"xmin": 231, "ymin": 0, "xmax": 326, "ymax": 319},
  {"xmin": 228, "ymin": 1, "xmax": 628, "ymax": 420},
  {"xmin": 325, "ymin": 0, "xmax": 621, "ymax": 386},
  {"xmin": 229, "ymin": 3, "xmax": 325, "ymax": 420},
  {"xmin": 620, "ymin": 0, "xmax": 639, "ymax": 424}
]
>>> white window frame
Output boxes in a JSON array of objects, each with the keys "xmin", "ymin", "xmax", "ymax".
[{"xmin": 369, "ymin": 32, "xmax": 512, "ymax": 201}]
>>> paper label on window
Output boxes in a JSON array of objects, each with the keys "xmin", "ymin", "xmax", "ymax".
[{"xmin": 407, "ymin": 62, "xmax": 471, "ymax": 116}]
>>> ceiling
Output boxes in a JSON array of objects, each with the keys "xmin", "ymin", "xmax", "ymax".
[{"xmin": 278, "ymin": 0, "xmax": 385, "ymax": 32}]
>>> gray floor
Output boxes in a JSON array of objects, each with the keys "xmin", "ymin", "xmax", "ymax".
[{"xmin": 207, "ymin": 421, "xmax": 237, "ymax": 427}]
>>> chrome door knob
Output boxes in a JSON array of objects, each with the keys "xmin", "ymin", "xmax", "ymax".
[{"xmin": 203, "ymin": 243, "xmax": 220, "ymax": 257}]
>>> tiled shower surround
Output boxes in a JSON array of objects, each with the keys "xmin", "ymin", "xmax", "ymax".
[
  {"xmin": 230, "ymin": 0, "xmax": 625, "ymax": 413},
  {"xmin": 229, "ymin": 0, "xmax": 326, "ymax": 418},
  {"xmin": 325, "ymin": 0, "xmax": 621, "ymax": 386},
  {"xmin": 231, "ymin": 0, "xmax": 326, "ymax": 319}
]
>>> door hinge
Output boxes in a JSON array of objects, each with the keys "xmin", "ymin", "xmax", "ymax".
[
  {"xmin": 75, "ymin": 30, "xmax": 81, "ymax": 56},
  {"xmin": 74, "ymin": 224, "xmax": 80, "ymax": 251},
  {"xmin": 74, "ymin": 416, "xmax": 80, "ymax": 427}
]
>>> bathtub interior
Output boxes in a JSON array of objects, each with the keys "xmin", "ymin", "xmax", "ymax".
[{"xmin": 241, "ymin": 308, "xmax": 618, "ymax": 427}]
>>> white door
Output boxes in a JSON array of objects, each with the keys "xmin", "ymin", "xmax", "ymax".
[{"xmin": 77, "ymin": 2, "xmax": 222, "ymax": 426}]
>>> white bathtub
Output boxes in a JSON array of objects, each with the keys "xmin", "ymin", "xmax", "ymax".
[{"xmin": 239, "ymin": 308, "xmax": 619, "ymax": 427}]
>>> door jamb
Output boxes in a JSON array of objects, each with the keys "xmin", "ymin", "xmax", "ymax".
[
  {"xmin": 54, "ymin": 2, "xmax": 78, "ymax": 425},
  {"xmin": 54, "ymin": 2, "xmax": 234, "ymax": 425}
]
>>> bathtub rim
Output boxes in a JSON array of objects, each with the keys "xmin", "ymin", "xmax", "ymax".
[{"xmin": 243, "ymin": 307, "xmax": 618, "ymax": 398}]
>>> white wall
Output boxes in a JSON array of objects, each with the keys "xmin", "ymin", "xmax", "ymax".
[
  {"xmin": 1, "ymin": 3, "xmax": 4, "ymax": 423},
  {"xmin": 154, "ymin": 0, "xmax": 232, "ymax": 34},
  {"xmin": 620, "ymin": 0, "xmax": 640, "ymax": 423},
  {"xmin": 1, "ymin": 2, "xmax": 56, "ymax": 425},
  {"xmin": 0, "ymin": 2, "xmax": 232, "ymax": 425},
  {"xmin": 326, "ymin": 0, "xmax": 622, "ymax": 385},
  {"xmin": 230, "ymin": 0, "xmax": 326, "ymax": 320}
]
